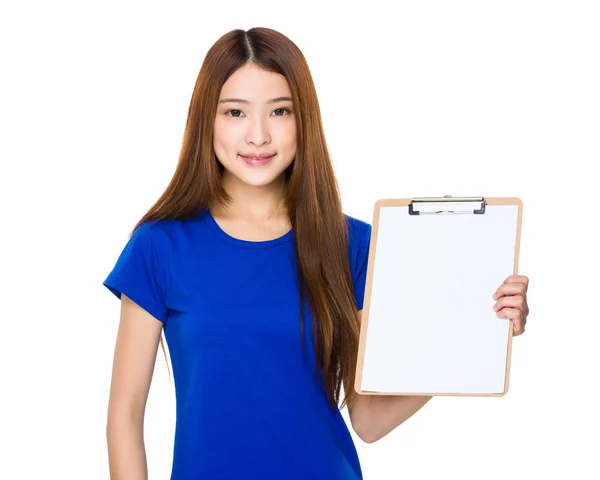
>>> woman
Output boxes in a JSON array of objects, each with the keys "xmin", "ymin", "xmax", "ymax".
[{"xmin": 103, "ymin": 27, "xmax": 530, "ymax": 480}]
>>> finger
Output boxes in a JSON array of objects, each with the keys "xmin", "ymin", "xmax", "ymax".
[
  {"xmin": 493, "ymin": 283, "xmax": 526, "ymax": 300},
  {"xmin": 493, "ymin": 295, "xmax": 526, "ymax": 312},
  {"xmin": 494, "ymin": 285, "xmax": 530, "ymax": 316},
  {"xmin": 513, "ymin": 325, "xmax": 526, "ymax": 336},
  {"xmin": 503, "ymin": 308, "xmax": 528, "ymax": 327},
  {"xmin": 496, "ymin": 307, "xmax": 525, "ymax": 333},
  {"xmin": 504, "ymin": 275, "xmax": 529, "ymax": 291}
]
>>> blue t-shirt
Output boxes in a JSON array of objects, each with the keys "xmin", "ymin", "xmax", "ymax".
[{"xmin": 103, "ymin": 207, "xmax": 372, "ymax": 479}]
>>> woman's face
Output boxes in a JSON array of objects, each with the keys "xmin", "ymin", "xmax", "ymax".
[{"xmin": 213, "ymin": 64, "xmax": 297, "ymax": 189}]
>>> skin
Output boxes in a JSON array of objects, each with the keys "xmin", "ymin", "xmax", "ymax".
[
  {"xmin": 210, "ymin": 63, "xmax": 297, "ymax": 240},
  {"xmin": 105, "ymin": 65, "xmax": 531, "ymax": 478}
]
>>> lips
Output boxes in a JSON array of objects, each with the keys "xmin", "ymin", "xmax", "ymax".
[
  {"xmin": 239, "ymin": 153, "xmax": 275, "ymax": 160},
  {"xmin": 239, "ymin": 153, "xmax": 276, "ymax": 166}
]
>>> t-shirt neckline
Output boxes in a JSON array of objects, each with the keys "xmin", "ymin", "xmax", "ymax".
[{"xmin": 204, "ymin": 208, "xmax": 294, "ymax": 249}]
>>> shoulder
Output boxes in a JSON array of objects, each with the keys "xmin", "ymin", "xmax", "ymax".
[
  {"xmin": 138, "ymin": 215, "xmax": 200, "ymax": 247},
  {"xmin": 343, "ymin": 213, "xmax": 372, "ymax": 275},
  {"xmin": 134, "ymin": 213, "xmax": 216, "ymax": 265},
  {"xmin": 343, "ymin": 213, "xmax": 372, "ymax": 245},
  {"xmin": 343, "ymin": 214, "xmax": 372, "ymax": 299},
  {"xmin": 126, "ymin": 218, "xmax": 188, "ymax": 267},
  {"xmin": 132, "ymin": 219, "xmax": 172, "ymax": 251}
]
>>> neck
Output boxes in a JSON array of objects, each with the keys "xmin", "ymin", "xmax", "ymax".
[{"xmin": 212, "ymin": 171, "xmax": 288, "ymax": 221}]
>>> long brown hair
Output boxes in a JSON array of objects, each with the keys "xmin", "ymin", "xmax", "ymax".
[{"xmin": 130, "ymin": 27, "xmax": 360, "ymax": 410}]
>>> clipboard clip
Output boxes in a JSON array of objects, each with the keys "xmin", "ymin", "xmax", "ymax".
[{"xmin": 408, "ymin": 196, "xmax": 486, "ymax": 215}]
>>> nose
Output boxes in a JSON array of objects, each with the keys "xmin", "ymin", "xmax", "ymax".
[{"xmin": 245, "ymin": 116, "xmax": 270, "ymax": 147}]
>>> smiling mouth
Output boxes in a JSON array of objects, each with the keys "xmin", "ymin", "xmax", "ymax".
[
  {"xmin": 239, "ymin": 153, "xmax": 275, "ymax": 159},
  {"xmin": 239, "ymin": 154, "xmax": 276, "ymax": 166}
]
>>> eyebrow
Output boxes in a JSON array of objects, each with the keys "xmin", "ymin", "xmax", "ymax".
[{"xmin": 218, "ymin": 96, "xmax": 293, "ymax": 105}]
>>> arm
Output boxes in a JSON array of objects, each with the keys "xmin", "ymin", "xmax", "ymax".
[
  {"xmin": 348, "ymin": 311, "xmax": 433, "ymax": 444},
  {"xmin": 106, "ymin": 294, "xmax": 164, "ymax": 480},
  {"xmin": 349, "ymin": 393, "xmax": 432, "ymax": 444}
]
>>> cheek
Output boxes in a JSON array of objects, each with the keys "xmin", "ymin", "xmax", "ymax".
[
  {"xmin": 213, "ymin": 120, "xmax": 235, "ymax": 153},
  {"xmin": 279, "ymin": 123, "xmax": 297, "ymax": 151}
]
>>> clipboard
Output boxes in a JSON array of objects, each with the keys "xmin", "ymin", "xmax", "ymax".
[{"xmin": 354, "ymin": 196, "xmax": 523, "ymax": 397}]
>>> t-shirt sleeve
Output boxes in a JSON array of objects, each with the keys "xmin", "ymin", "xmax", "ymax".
[
  {"xmin": 352, "ymin": 223, "xmax": 372, "ymax": 311},
  {"xmin": 102, "ymin": 223, "xmax": 169, "ymax": 323}
]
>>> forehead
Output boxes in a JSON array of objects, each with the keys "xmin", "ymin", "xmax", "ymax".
[{"xmin": 219, "ymin": 64, "xmax": 291, "ymax": 101}]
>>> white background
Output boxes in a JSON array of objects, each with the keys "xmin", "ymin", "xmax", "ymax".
[{"xmin": 1, "ymin": 1, "xmax": 598, "ymax": 479}]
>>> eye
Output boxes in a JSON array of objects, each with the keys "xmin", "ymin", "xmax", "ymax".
[
  {"xmin": 272, "ymin": 108, "xmax": 292, "ymax": 116},
  {"xmin": 225, "ymin": 109, "xmax": 244, "ymax": 117}
]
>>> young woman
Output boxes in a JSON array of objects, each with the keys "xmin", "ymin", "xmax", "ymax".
[{"xmin": 103, "ymin": 27, "xmax": 530, "ymax": 480}]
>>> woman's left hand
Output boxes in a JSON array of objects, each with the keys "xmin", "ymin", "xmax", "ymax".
[{"xmin": 492, "ymin": 275, "xmax": 530, "ymax": 336}]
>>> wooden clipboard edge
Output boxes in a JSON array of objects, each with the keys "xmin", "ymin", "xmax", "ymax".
[
  {"xmin": 354, "ymin": 198, "xmax": 410, "ymax": 395},
  {"xmin": 486, "ymin": 197, "xmax": 523, "ymax": 397},
  {"xmin": 354, "ymin": 196, "xmax": 523, "ymax": 398}
]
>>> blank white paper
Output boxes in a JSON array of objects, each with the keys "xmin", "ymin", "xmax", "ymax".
[{"xmin": 360, "ymin": 204, "xmax": 519, "ymax": 394}]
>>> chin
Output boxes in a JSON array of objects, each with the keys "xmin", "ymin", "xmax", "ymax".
[
  {"xmin": 235, "ymin": 172, "xmax": 287, "ymax": 188},
  {"xmin": 221, "ymin": 156, "xmax": 293, "ymax": 187}
]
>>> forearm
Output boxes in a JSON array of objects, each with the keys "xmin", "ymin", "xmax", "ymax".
[
  {"xmin": 107, "ymin": 413, "xmax": 148, "ymax": 480},
  {"xmin": 357, "ymin": 394, "xmax": 433, "ymax": 443}
]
